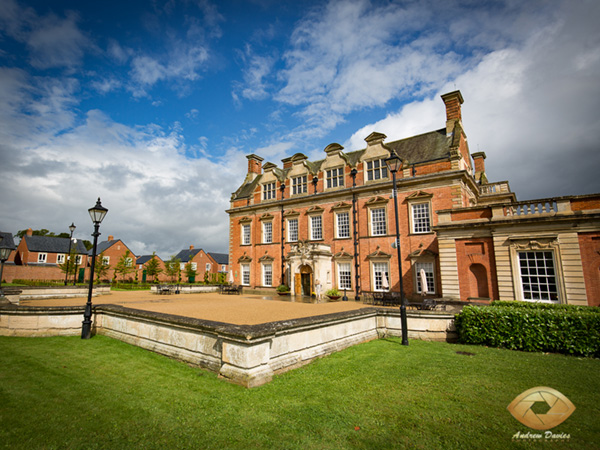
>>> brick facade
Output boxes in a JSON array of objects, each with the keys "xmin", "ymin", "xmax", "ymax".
[{"xmin": 229, "ymin": 90, "xmax": 600, "ymax": 305}]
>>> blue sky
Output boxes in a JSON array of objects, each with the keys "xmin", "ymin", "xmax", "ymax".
[{"xmin": 1, "ymin": 0, "xmax": 599, "ymax": 258}]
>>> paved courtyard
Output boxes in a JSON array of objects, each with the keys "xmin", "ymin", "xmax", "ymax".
[{"xmin": 20, "ymin": 290, "xmax": 369, "ymax": 325}]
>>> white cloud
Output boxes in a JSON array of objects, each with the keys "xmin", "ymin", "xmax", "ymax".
[
  {"xmin": 0, "ymin": 68, "xmax": 244, "ymax": 257},
  {"xmin": 344, "ymin": 0, "xmax": 600, "ymax": 200}
]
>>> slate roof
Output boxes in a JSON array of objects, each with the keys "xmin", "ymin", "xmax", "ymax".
[
  {"xmin": 208, "ymin": 252, "xmax": 229, "ymax": 265},
  {"xmin": 136, "ymin": 255, "xmax": 161, "ymax": 265},
  {"xmin": 0, "ymin": 232, "xmax": 16, "ymax": 250},
  {"xmin": 24, "ymin": 235, "xmax": 87, "ymax": 254},
  {"xmin": 174, "ymin": 248, "xmax": 202, "ymax": 262},
  {"xmin": 231, "ymin": 128, "xmax": 453, "ymax": 201}
]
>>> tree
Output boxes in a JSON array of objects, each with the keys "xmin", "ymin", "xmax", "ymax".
[
  {"xmin": 114, "ymin": 250, "xmax": 135, "ymax": 282},
  {"xmin": 164, "ymin": 256, "xmax": 181, "ymax": 283},
  {"xmin": 145, "ymin": 252, "xmax": 162, "ymax": 283},
  {"xmin": 58, "ymin": 246, "xmax": 79, "ymax": 282},
  {"xmin": 95, "ymin": 252, "xmax": 110, "ymax": 283},
  {"xmin": 184, "ymin": 253, "xmax": 197, "ymax": 283}
]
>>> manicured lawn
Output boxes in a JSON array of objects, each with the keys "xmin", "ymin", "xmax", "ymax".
[{"xmin": 0, "ymin": 336, "xmax": 598, "ymax": 449}]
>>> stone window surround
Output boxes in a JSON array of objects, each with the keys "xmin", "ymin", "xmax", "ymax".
[{"xmin": 508, "ymin": 236, "xmax": 566, "ymax": 303}]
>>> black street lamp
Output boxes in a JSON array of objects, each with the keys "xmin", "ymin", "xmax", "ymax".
[
  {"xmin": 64, "ymin": 223, "xmax": 76, "ymax": 286},
  {"xmin": 72, "ymin": 239, "xmax": 79, "ymax": 286},
  {"xmin": 384, "ymin": 151, "xmax": 409, "ymax": 346},
  {"xmin": 82, "ymin": 198, "xmax": 108, "ymax": 339}
]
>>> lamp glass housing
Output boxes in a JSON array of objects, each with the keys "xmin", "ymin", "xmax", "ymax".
[
  {"xmin": 88, "ymin": 198, "xmax": 108, "ymax": 224},
  {"xmin": 69, "ymin": 223, "xmax": 76, "ymax": 233},
  {"xmin": 385, "ymin": 152, "xmax": 403, "ymax": 173},
  {"xmin": 0, "ymin": 246, "xmax": 12, "ymax": 262}
]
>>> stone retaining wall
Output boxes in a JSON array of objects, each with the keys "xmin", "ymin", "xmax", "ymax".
[{"xmin": 0, "ymin": 304, "xmax": 456, "ymax": 387}]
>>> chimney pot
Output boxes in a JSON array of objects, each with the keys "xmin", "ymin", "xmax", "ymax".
[
  {"xmin": 190, "ymin": 245, "xmax": 194, "ymax": 250},
  {"xmin": 108, "ymin": 235, "xmax": 114, "ymax": 241}
]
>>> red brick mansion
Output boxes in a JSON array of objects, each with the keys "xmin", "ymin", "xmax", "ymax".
[{"xmin": 227, "ymin": 91, "xmax": 600, "ymax": 306}]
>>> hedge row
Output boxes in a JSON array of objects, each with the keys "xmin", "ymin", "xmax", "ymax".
[
  {"xmin": 455, "ymin": 304, "xmax": 600, "ymax": 357},
  {"xmin": 491, "ymin": 300, "xmax": 600, "ymax": 313}
]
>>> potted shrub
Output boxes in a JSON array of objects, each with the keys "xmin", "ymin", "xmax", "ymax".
[
  {"xmin": 276, "ymin": 284, "xmax": 290, "ymax": 295},
  {"xmin": 326, "ymin": 288, "xmax": 341, "ymax": 300}
]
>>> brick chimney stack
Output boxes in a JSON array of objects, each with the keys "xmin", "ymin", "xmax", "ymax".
[
  {"xmin": 26, "ymin": 228, "xmax": 33, "ymax": 236},
  {"xmin": 189, "ymin": 245, "xmax": 194, "ymax": 250},
  {"xmin": 246, "ymin": 154, "xmax": 264, "ymax": 179},
  {"xmin": 471, "ymin": 152, "xmax": 487, "ymax": 184},
  {"xmin": 441, "ymin": 90, "xmax": 464, "ymax": 136},
  {"xmin": 108, "ymin": 235, "xmax": 114, "ymax": 241}
]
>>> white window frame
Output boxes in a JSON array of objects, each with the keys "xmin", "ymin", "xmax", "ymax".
[
  {"xmin": 76, "ymin": 255, "xmax": 82, "ymax": 265},
  {"xmin": 370, "ymin": 207, "xmax": 387, "ymax": 236},
  {"xmin": 517, "ymin": 251, "xmax": 559, "ymax": 302},
  {"xmin": 262, "ymin": 263, "xmax": 273, "ymax": 287},
  {"xmin": 336, "ymin": 211, "xmax": 351, "ymax": 239},
  {"xmin": 241, "ymin": 264, "xmax": 250, "ymax": 286},
  {"xmin": 372, "ymin": 262, "xmax": 390, "ymax": 292},
  {"xmin": 411, "ymin": 202, "xmax": 432, "ymax": 234},
  {"xmin": 102, "ymin": 256, "xmax": 110, "ymax": 266},
  {"xmin": 221, "ymin": 264, "xmax": 227, "ymax": 272},
  {"xmin": 38, "ymin": 253, "xmax": 47, "ymax": 263},
  {"xmin": 291, "ymin": 175, "xmax": 308, "ymax": 195},
  {"xmin": 337, "ymin": 262, "xmax": 352, "ymax": 290},
  {"xmin": 241, "ymin": 224, "xmax": 251, "ymax": 246},
  {"xmin": 287, "ymin": 218, "xmax": 298, "ymax": 242},
  {"xmin": 326, "ymin": 167, "xmax": 344, "ymax": 189},
  {"xmin": 191, "ymin": 262, "xmax": 197, "ymax": 271},
  {"xmin": 57, "ymin": 254, "xmax": 66, "ymax": 264},
  {"xmin": 366, "ymin": 158, "xmax": 388, "ymax": 181},
  {"xmin": 310, "ymin": 215, "xmax": 323, "ymax": 240},
  {"xmin": 263, "ymin": 221, "xmax": 273, "ymax": 244},
  {"xmin": 414, "ymin": 261, "xmax": 436, "ymax": 294},
  {"xmin": 180, "ymin": 263, "xmax": 186, "ymax": 271},
  {"xmin": 263, "ymin": 182, "xmax": 276, "ymax": 200},
  {"xmin": 125, "ymin": 257, "xmax": 133, "ymax": 267},
  {"xmin": 205, "ymin": 263, "xmax": 211, "ymax": 272}
]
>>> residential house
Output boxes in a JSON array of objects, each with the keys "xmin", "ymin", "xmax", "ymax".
[
  {"xmin": 173, "ymin": 246, "xmax": 230, "ymax": 283},
  {"xmin": 227, "ymin": 90, "xmax": 600, "ymax": 305},
  {"xmin": 95, "ymin": 235, "xmax": 136, "ymax": 282},
  {"xmin": 11, "ymin": 228, "xmax": 89, "ymax": 282},
  {"xmin": 136, "ymin": 254, "xmax": 167, "ymax": 283}
]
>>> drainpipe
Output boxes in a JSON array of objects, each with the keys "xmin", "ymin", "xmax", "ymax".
[
  {"xmin": 350, "ymin": 168, "xmax": 360, "ymax": 301},
  {"xmin": 280, "ymin": 183, "xmax": 285, "ymax": 286}
]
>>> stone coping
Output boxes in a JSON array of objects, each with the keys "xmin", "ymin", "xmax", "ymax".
[{"xmin": 0, "ymin": 302, "xmax": 454, "ymax": 340}]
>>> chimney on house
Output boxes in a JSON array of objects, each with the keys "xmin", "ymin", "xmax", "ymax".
[
  {"xmin": 26, "ymin": 228, "xmax": 33, "ymax": 236},
  {"xmin": 441, "ymin": 90, "xmax": 464, "ymax": 136},
  {"xmin": 471, "ymin": 152, "xmax": 487, "ymax": 184},
  {"xmin": 108, "ymin": 235, "xmax": 114, "ymax": 241},
  {"xmin": 189, "ymin": 245, "xmax": 194, "ymax": 250},
  {"xmin": 246, "ymin": 154, "xmax": 264, "ymax": 179}
]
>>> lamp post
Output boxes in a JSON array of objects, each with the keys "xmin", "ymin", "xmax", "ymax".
[
  {"xmin": 280, "ymin": 183, "xmax": 286, "ymax": 286},
  {"xmin": 64, "ymin": 223, "xmax": 76, "ymax": 286},
  {"xmin": 384, "ymin": 152, "xmax": 409, "ymax": 346},
  {"xmin": 82, "ymin": 198, "xmax": 108, "ymax": 339},
  {"xmin": 72, "ymin": 239, "xmax": 79, "ymax": 286}
]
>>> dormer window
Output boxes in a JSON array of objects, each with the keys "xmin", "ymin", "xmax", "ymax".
[
  {"xmin": 366, "ymin": 159, "xmax": 388, "ymax": 181},
  {"xmin": 326, "ymin": 167, "xmax": 344, "ymax": 189},
  {"xmin": 292, "ymin": 175, "xmax": 308, "ymax": 195},
  {"xmin": 263, "ymin": 182, "xmax": 276, "ymax": 200}
]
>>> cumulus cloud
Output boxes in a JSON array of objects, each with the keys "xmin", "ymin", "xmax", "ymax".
[
  {"xmin": 344, "ymin": 0, "xmax": 600, "ymax": 200},
  {"xmin": 0, "ymin": 0, "xmax": 91, "ymax": 69},
  {"xmin": 0, "ymin": 70, "xmax": 244, "ymax": 256}
]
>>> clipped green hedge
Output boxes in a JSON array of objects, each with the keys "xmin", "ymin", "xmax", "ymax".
[
  {"xmin": 491, "ymin": 300, "xmax": 600, "ymax": 313},
  {"xmin": 455, "ymin": 304, "xmax": 600, "ymax": 357}
]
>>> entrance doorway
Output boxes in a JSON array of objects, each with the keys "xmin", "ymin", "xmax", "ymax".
[{"xmin": 295, "ymin": 265, "xmax": 313, "ymax": 296}]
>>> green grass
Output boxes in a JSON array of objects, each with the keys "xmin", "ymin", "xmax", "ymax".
[{"xmin": 0, "ymin": 336, "xmax": 598, "ymax": 450}]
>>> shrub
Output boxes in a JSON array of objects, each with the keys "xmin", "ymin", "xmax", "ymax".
[
  {"xmin": 455, "ymin": 303, "xmax": 600, "ymax": 357},
  {"xmin": 325, "ymin": 288, "xmax": 340, "ymax": 297},
  {"xmin": 276, "ymin": 284, "xmax": 290, "ymax": 293}
]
